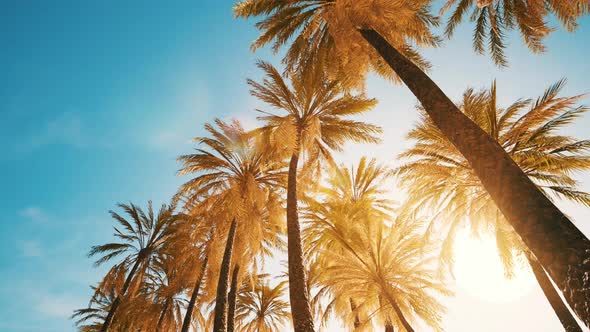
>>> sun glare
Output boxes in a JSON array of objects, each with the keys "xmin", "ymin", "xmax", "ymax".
[{"xmin": 453, "ymin": 230, "xmax": 535, "ymax": 303}]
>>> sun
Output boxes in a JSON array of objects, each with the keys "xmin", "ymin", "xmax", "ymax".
[{"xmin": 453, "ymin": 229, "xmax": 535, "ymax": 303}]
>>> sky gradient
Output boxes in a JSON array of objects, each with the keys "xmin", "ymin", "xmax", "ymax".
[{"xmin": 1, "ymin": 1, "xmax": 589, "ymax": 331}]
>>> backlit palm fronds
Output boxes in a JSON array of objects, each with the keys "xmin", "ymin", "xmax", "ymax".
[
  {"xmin": 83, "ymin": 201, "xmax": 179, "ymax": 331},
  {"xmin": 235, "ymin": 0, "xmax": 440, "ymax": 89},
  {"xmin": 89, "ymin": 201, "xmax": 179, "ymax": 270},
  {"xmin": 140, "ymin": 255, "xmax": 191, "ymax": 331},
  {"xmin": 304, "ymin": 158, "xmax": 449, "ymax": 331},
  {"xmin": 314, "ymin": 217, "xmax": 451, "ymax": 332},
  {"xmin": 397, "ymin": 80, "xmax": 590, "ymax": 273},
  {"xmin": 177, "ymin": 118, "xmax": 287, "ymax": 265},
  {"xmin": 235, "ymin": 277, "xmax": 291, "ymax": 331},
  {"xmin": 250, "ymin": 60, "xmax": 381, "ymax": 173},
  {"xmin": 73, "ymin": 285, "xmax": 151, "ymax": 332},
  {"xmin": 441, "ymin": 0, "xmax": 589, "ymax": 66}
]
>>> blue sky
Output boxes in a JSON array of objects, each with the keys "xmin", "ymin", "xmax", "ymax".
[{"xmin": 0, "ymin": 1, "xmax": 589, "ymax": 331}]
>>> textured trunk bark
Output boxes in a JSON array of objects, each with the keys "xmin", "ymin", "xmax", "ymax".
[
  {"xmin": 227, "ymin": 264, "xmax": 241, "ymax": 332},
  {"xmin": 100, "ymin": 258, "xmax": 142, "ymax": 332},
  {"xmin": 349, "ymin": 298, "xmax": 361, "ymax": 329},
  {"xmin": 360, "ymin": 28, "xmax": 590, "ymax": 327},
  {"xmin": 213, "ymin": 219, "xmax": 238, "ymax": 332},
  {"xmin": 385, "ymin": 323, "xmax": 395, "ymax": 332},
  {"xmin": 382, "ymin": 291, "xmax": 414, "ymax": 332},
  {"xmin": 181, "ymin": 253, "xmax": 209, "ymax": 332},
  {"xmin": 155, "ymin": 298, "xmax": 171, "ymax": 332},
  {"xmin": 286, "ymin": 152, "xmax": 316, "ymax": 332},
  {"xmin": 526, "ymin": 251, "xmax": 583, "ymax": 332}
]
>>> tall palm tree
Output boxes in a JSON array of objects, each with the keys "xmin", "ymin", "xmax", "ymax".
[
  {"xmin": 88, "ymin": 201, "xmax": 178, "ymax": 332},
  {"xmin": 442, "ymin": 0, "xmax": 590, "ymax": 66},
  {"xmin": 235, "ymin": 277, "xmax": 292, "ymax": 332},
  {"xmin": 177, "ymin": 119, "xmax": 285, "ymax": 332},
  {"xmin": 235, "ymin": 2, "xmax": 590, "ymax": 323},
  {"xmin": 142, "ymin": 256, "xmax": 190, "ymax": 332},
  {"xmin": 178, "ymin": 218, "xmax": 212, "ymax": 332},
  {"xmin": 73, "ymin": 286, "xmax": 117, "ymax": 332},
  {"xmin": 397, "ymin": 81, "xmax": 590, "ymax": 331},
  {"xmin": 304, "ymin": 158, "xmax": 450, "ymax": 331},
  {"xmin": 249, "ymin": 61, "xmax": 381, "ymax": 331}
]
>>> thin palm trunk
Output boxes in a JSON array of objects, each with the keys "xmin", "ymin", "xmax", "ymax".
[
  {"xmin": 382, "ymin": 291, "xmax": 414, "ymax": 332},
  {"xmin": 286, "ymin": 152, "xmax": 315, "ymax": 332},
  {"xmin": 100, "ymin": 257, "xmax": 142, "ymax": 332},
  {"xmin": 213, "ymin": 218, "xmax": 238, "ymax": 332},
  {"xmin": 380, "ymin": 295, "xmax": 395, "ymax": 332},
  {"xmin": 385, "ymin": 323, "xmax": 395, "ymax": 332},
  {"xmin": 359, "ymin": 28, "xmax": 590, "ymax": 326},
  {"xmin": 349, "ymin": 298, "xmax": 361, "ymax": 329},
  {"xmin": 526, "ymin": 251, "xmax": 583, "ymax": 332},
  {"xmin": 155, "ymin": 298, "xmax": 171, "ymax": 332},
  {"xmin": 181, "ymin": 253, "xmax": 209, "ymax": 332},
  {"xmin": 227, "ymin": 264, "xmax": 241, "ymax": 332}
]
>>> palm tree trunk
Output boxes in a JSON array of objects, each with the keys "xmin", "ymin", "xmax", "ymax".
[
  {"xmin": 181, "ymin": 253, "xmax": 209, "ymax": 332},
  {"xmin": 378, "ymin": 295, "xmax": 395, "ymax": 332},
  {"xmin": 213, "ymin": 218, "xmax": 238, "ymax": 332},
  {"xmin": 100, "ymin": 258, "xmax": 142, "ymax": 332},
  {"xmin": 359, "ymin": 28, "xmax": 590, "ymax": 327},
  {"xmin": 526, "ymin": 250, "xmax": 583, "ymax": 332},
  {"xmin": 286, "ymin": 152, "xmax": 315, "ymax": 332},
  {"xmin": 155, "ymin": 298, "xmax": 171, "ymax": 332},
  {"xmin": 382, "ymin": 292, "xmax": 414, "ymax": 332},
  {"xmin": 349, "ymin": 298, "xmax": 361, "ymax": 329},
  {"xmin": 227, "ymin": 264, "xmax": 241, "ymax": 332}
]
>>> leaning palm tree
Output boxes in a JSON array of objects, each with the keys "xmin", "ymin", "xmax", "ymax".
[
  {"xmin": 234, "ymin": 277, "xmax": 292, "ymax": 332},
  {"xmin": 235, "ymin": 2, "xmax": 590, "ymax": 324},
  {"xmin": 249, "ymin": 60, "xmax": 381, "ymax": 331},
  {"xmin": 177, "ymin": 119, "xmax": 286, "ymax": 332},
  {"xmin": 398, "ymin": 81, "xmax": 590, "ymax": 331},
  {"xmin": 442, "ymin": 0, "xmax": 590, "ymax": 66},
  {"xmin": 89, "ymin": 201, "xmax": 178, "ymax": 332}
]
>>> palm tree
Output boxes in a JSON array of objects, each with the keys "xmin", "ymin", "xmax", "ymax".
[
  {"xmin": 234, "ymin": 277, "xmax": 292, "ymax": 332},
  {"xmin": 303, "ymin": 158, "xmax": 450, "ymax": 331},
  {"xmin": 73, "ymin": 286, "xmax": 117, "ymax": 332},
  {"xmin": 235, "ymin": 2, "xmax": 590, "ymax": 323},
  {"xmin": 178, "ymin": 221, "xmax": 212, "ymax": 332},
  {"xmin": 142, "ymin": 256, "xmax": 190, "ymax": 332},
  {"xmin": 397, "ymin": 81, "xmax": 590, "ymax": 331},
  {"xmin": 177, "ymin": 119, "xmax": 285, "ymax": 332},
  {"xmin": 442, "ymin": 0, "xmax": 590, "ymax": 66},
  {"xmin": 88, "ymin": 201, "xmax": 178, "ymax": 332},
  {"xmin": 249, "ymin": 61, "xmax": 381, "ymax": 331}
]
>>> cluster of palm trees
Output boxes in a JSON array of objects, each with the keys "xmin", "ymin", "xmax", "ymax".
[{"xmin": 74, "ymin": 1, "xmax": 590, "ymax": 331}]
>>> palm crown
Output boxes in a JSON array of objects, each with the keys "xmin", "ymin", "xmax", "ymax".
[
  {"xmin": 235, "ymin": 0, "xmax": 440, "ymax": 88},
  {"xmin": 304, "ymin": 158, "xmax": 450, "ymax": 331},
  {"xmin": 235, "ymin": 277, "xmax": 291, "ymax": 332},
  {"xmin": 89, "ymin": 201, "xmax": 179, "ymax": 287},
  {"xmin": 178, "ymin": 119, "xmax": 285, "ymax": 260},
  {"xmin": 397, "ymin": 80, "xmax": 590, "ymax": 271},
  {"xmin": 442, "ymin": 0, "xmax": 590, "ymax": 66},
  {"xmin": 250, "ymin": 60, "xmax": 381, "ymax": 165}
]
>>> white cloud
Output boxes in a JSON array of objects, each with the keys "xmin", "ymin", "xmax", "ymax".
[
  {"xmin": 36, "ymin": 293, "xmax": 81, "ymax": 318},
  {"xmin": 19, "ymin": 206, "xmax": 48, "ymax": 223},
  {"xmin": 21, "ymin": 240, "xmax": 42, "ymax": 257},
  {"xmin": 24, "ymin": 112, "xmax": 87, "ymax": 149}
]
